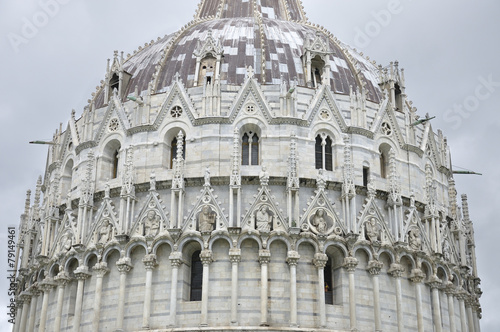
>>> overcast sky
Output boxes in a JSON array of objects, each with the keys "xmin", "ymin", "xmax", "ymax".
[{"xmin": 0, "ymin": 0, "xmax": 498, "ymax": 331}]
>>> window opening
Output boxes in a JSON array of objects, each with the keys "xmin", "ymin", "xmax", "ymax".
[
  {"xmin": 324, "ymin": 257, "xmax": 333, "ymax": 305},
  {"xmin": 241, "ymin": 132, "xmax": 259, "ymax": 166},
  {"xmin": 112, "ymin": 150, "xmax": 119, "ymax": 179},
  {"xmin": 363, "ymin": 167, "xmax": 370, "ymax": 187},
  {"xmin": 315, "ymin": 134, "xmax": 333, "ymax": 171},
  {"xmin": 190, "ymin": 250, "xmax": 202, "ymax": 301}
]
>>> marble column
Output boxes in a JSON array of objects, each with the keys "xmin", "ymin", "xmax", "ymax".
[
  {"xmin": 314, "ymin": 253, "xmax": 328, "ymax": 328},
  {"xmin": 229, "ymin": 249, "xmax": 241, "ymax": 325},
  {"xmin": 286, "ymin": 251, "xmax": 300, "ymax": 327},
  {"xmin": 368, "ymin": 260, "xmax": 384, "ymax": 332},
  {"xmin": 38, "ymin": 279, "xmax": 56, "ymax": 332},
  {"xmin": 410, "ymin": 269, "xmax": 426, "ymax": 332},
  {"xmin": 27, "ymin": 286, "xmax": 40, "ymax": 332},
  {"xmin": 466, "ymin": 299, "xmax": 475, "ymax": 332},
  {"xmin": 343, "ymin": 256, "xmax": 358, "ymax": 331},
  {"xmin": 19, "ymin": 293, "xmax": 31, "ymax": 332},
  {"xmin": 169, "ymin": 252, "xmax": 182, "ymax": 327},
  {"xmin": 73, "ymin": 267, "xmax": 91, "ymax": 332},
  {"xmin": 473, "ymin": 305, "xmax": 481, "ymax": 332},
  {"xmin": 142, "ymin": 254, "xmax": 157, "ymax": 329},
  {"xmin": 92, "ymin": 262, "xmax": 109, "ymax": 332},
  {"xmin": 200, "ymin": 250, "xmax": 213, "ymax": 326},
  {"xmin": 445, "ymin": 283, "xmax": 457, "ymax": 332},
  {"xmin": 458, "ymin": 292, "xmax": 468, "ymax": 332},
  {"xmin": 13, "ymin": 297, "xmax": 24, "ymax": 332},
  {"xmin": 115, "ymin": 257, "xmax": 133, "ymax": 331},
  {"xmin": 428, "ymin": 276, "xmax": 443, "ymax": 332},
  {"xmin": 54, "ymin": 272, "xmax": 70, "ymax": 332},
  {"xmin": 259, "ymin": 249, "xmax": 271, "ymax": 326},
  {"xmin": 389, "ymin": 263, "xmax": 405, "ymax": 332}
]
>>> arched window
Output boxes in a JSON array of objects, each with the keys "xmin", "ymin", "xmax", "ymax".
[
  {"xmin": 315, "ymin": 134, "xmax": 333, "ymax": 171},
  {"xmin": 379, "ymin": 145, "xmax": 391, "ymax": 179},
  {"xmin": 311, "ymin": 55, "xmax": 325, "ymax": 87},
  {"xmin": 170, "ymin": 135, "xmax": 186, "ymax": 169},
  {"xmin": 61, "ymin": 159, "xmax": 74, "ymax": 199},
  {"xmin": 324, "ymin": 257, "xmax": 333, "ymax": 304},
  {"xmin": 198, "ymin": 55, "xmax": 216, "ymax": 85},
  {"xmin": 109, "ymin": 73, "xmax": 119, "ymax": 93},
  {"xmin": 190, "ymin": 250, "xmax": 202, "ymax": 301},
  {"xmin": 242, "ymin": 132, "xmax": 259, "ymax": 165},
  {"xmin": 101, "ymin": 140, "xmax": 121, "ymax": 181}
]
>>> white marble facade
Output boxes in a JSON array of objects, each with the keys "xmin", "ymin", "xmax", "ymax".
[{"xmin": 13, "ymin": 1, "xmax": 482, "ymax": 332}]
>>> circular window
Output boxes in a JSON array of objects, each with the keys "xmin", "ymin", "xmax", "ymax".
[
  {"xmin": 381, "ymin": 122, "xmax": 392, "ymax": 136},
  {"xmin": 108, "ymin": 118, "xmax": 119, "ymax": 132},
  {"xmin": 320, "ymin": 109, "xmax": 330, "ymax": 120},
  {"xmin": 245, "ymin": 104, "xmax": 256, "ymax": 114},
  {"xmin": 171, "ymin": 106, "xmax": 183, "ymax": 118}
]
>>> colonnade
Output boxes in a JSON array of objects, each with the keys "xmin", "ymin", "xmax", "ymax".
[{"xmin": 14, "ymin": 249, "xmax": 481, "ymax": 332}]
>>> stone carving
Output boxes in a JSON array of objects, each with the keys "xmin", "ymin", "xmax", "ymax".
[
  {"xmin": 204, "ymin": 167, "xmax": 211, "ymax": 187},
  {"xmin": 198, "ymin": 205, "xmax": 216, "ymax": 233},
  {"xmin": 408, "ymin": 228, "xmax": 422, "ymax": 250},
  {"xmin": 149, "ymin": 171, "xmax": 156, "ymax": 191},
  {"xmin": 57, "ymin": 231, "xmax": 73, "ymax": 254},
  {"xmin": 316, "ymin": 169, "xmax": 326, "ymax": 190},
  {"xmin": 259, "ymin": 166, "xmax": 269, "ymax": 186},
  {"xmin": 135, "ymin": 210, "xmax": 161, "ymax": 237},
  {"xmin": 255, "ymin": 205, "xmax": 273, "ymax": 232},
  {"xmin": 98, "ymin": 220, "xmax": 113, "ymax": 244},
  {"xmin": 365, "ymin": 217, "xmax": 381, "ymax": 242}
]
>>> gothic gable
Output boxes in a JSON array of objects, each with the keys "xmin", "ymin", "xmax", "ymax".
[
  {"xmin": 153, "ymin": 77, "xmax": 198, "ymax": 127},
  {"xmin": 131, "ymin": 191, "xmax": 169, "ymax": 238},
  {"xmin": 86, "ymin": 196, "xmax": 119, "ymax": 247},
  {"xmin": 371, "ymin": 99, "xmax": 406, "ymax": 148},
  {"xmin": 228, "ymin": 74, "xmax": 274, "ymax": 124},
  {"xmin": 357, "ymin": 195, "xmax": 394, "ymax": 245},
  {"xmin": 183, "ymin": 185, "xmax": 228, "ymax": 233},
  {"xmin": 94, "ymin": 91, "xmax": 131, "ymax": 143},
  {"xmin": 299, "ymin": 187, "xmax": 345, "ymax": 236},
  {"xmin": 242, "ymin": 185, "xmax": 287, "ymax": 233},
  {"xmin": 305, "ymin": 85, "xmax": 347, "ymax": 131}
]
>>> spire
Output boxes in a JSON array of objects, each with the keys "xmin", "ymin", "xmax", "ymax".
[{"xmin": 195, "ymin": 0, "xmax": 307, "ymax": 22}]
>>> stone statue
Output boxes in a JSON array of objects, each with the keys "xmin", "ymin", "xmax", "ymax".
[
  {"xmin": 150, "ymin": 171, "xmax": 156, "ymax": 191},
  {"xmin": 408, "ymin": 228, "xmax": 422, "ymax": 250},
  {"xmin": 99, "ymin": 220, "xmax": 112, "ymax": 244},
  {"xmin": 256, "ymin": 205, "xmax": 272, "ymax": 232},
  {"xmin": 365, "ymin": 217, "xmax": 380, "ymax": 242},
  {"xmin": 144, "ymin": 210, "xmax": 160, "ymax": 237},
  {"xmin": 199, "ymin": 205, "xmax": 215, "ymax": 232},
  {"xmin": 204, "ymin": 167, "xmax": 211, "ymax": 186},
  {"xmin": 316, "ymin": 169, "xmax": 326, "ymax": 190},
  {"xmin": 311, "ymin": 209, "xmax": 328, "ymax": 234},
  {"xmin": 58, "ymin": 231, "xmax": 72, "ymax": 253},
  {"xmin": 259, "ymin": 166, "xmax": 269, "ymax": 186}
]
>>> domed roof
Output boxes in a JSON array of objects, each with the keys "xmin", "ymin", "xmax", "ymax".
[{"xmin": 93, "ymin": 0, "xmax": 382, "ymax": 108}]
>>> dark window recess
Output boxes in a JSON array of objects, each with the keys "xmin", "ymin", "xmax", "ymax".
[
  {"xmin": 190, "ymin": 250, "xmax": 203, "ymax": 301},
  {"xmin": 363, "ymin": 167, "xmax": 369, "ymax": 187},
  {"xmin": 325, "ymin": 136, "xmax": 333, "ymax": 171},
  {"xmin": 315, "ymin": 135, "xmax": 323, "ymax": 170},
  {"xmin": 110, "ymin": 73, "xmax": 119, "ymax": 94},
  {"xmin": 112, "ymin": 150, "xmax": 119, "ymax": 179},
  {"xmin": 324, "ymin": 258, "xmax": 333, "ymax": 305},
  {"xmin": 251, "ymin": 134, "xmax": 259, "ymax": 165},
  {"xmin": 242, "ymin": 133, "xmax": 250, "ymax": 165}
]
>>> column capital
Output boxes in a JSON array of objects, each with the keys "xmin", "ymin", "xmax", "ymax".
[
  {"xmin": 343, "ymin": 256, "xmax": 358, "ymax": 272},
  {"xmin": 313, "ymin": 253, "xmax": 328, "ymax": 269},
  {"xmin": 74, "ymin": 266, "xmax": 91, "ymax": 280},
  {"xmin": 388, "ymin": 263, "xmax": 404, "ymax": 278},
  {"xmin": 444, "ymin": 281, "xmax": 457, "ymax": 295},
  {"xmin": 54, "ymin": 271, "xmax": 71, "ymax": 286},
  {"xmin": 367, "ymin": 260, "xmax": 383, "ymax": 275},
  {"xmin": 200, "ymin": 250, "xmax": 213, "ymax": 265},
  {"xmin": 40, "ymin": 278, "xmax": 57, "ymax": 292},
  {"xmin": 410, "ymin": 268, "xmax": 426, "ymax": 283},
  {"xmin": 259, "ymin": 249, "xmax": 271, "ymax": 265},
  {"xmin": 229, "ymin": 248, "xmax": 241, "ymax": 264},
  {"xmin": 29, "ymin": 285, "xmax": 41, "ymax": 296},
  {"xmin": 19, "ymin": 291, "xmax": 32, "ymax": 303},
  {"xmin": 169, "ymin": 252, "xmax": 183, "ymax": 267},
  {"xmin": 286, "ymin": 251, "xmax": 300, "ymax": 266},
  {"xmin": 117, "ymin": 257, "xmax": 133, "ymax": 274},
  {"xmin": 93, "ymin": 262, "xmax": 110, "ymax": 277},
  {"xmin": 427, "ymin": 275, "xmax": 443, "ymax": 289},
  {"xmin": 142, "ymin": 254, "xmax": 158, "ymax": 270}
]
